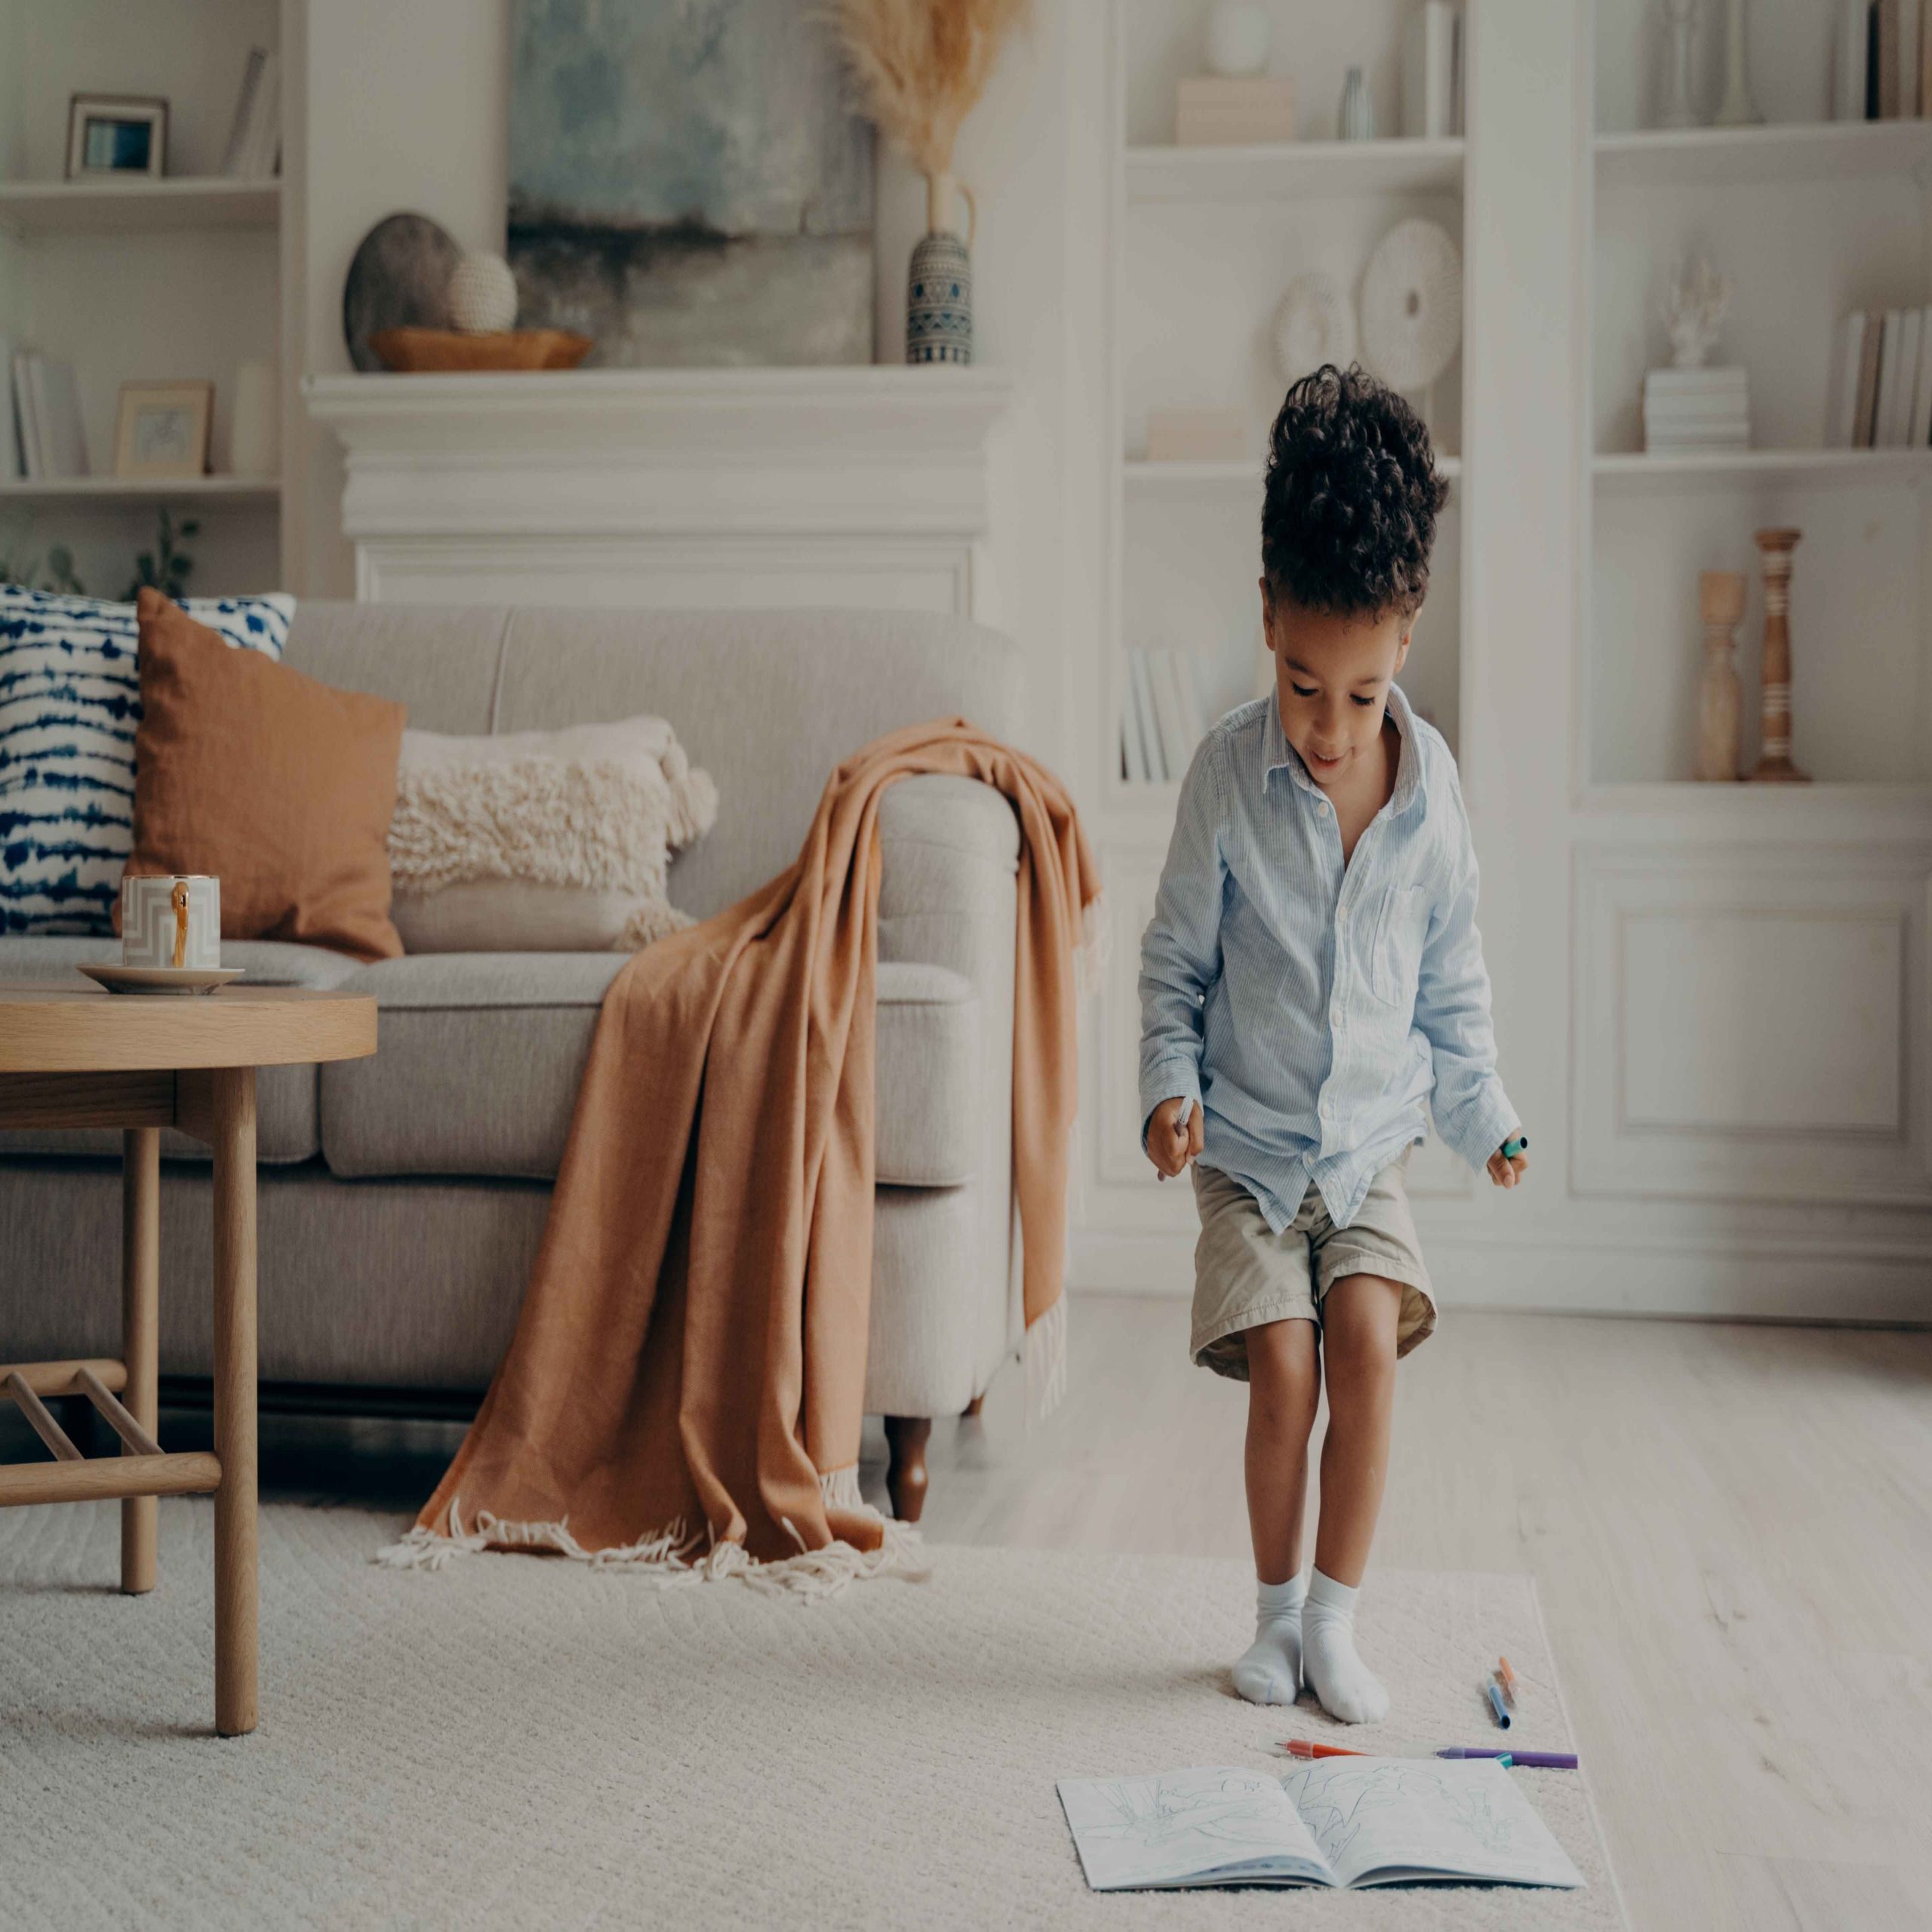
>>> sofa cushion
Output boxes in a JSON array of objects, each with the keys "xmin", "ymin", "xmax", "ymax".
[
  {"xmin": 0, "ymin": 937, "xmax": 363, "ymax": 1162},
  {"xmin": 318, "ymin": 952, "xmax": 980, "ymax": 1186},
  {"xmin": 125, "ymin": 592, "xmax": 406, "ymax": 961},
  {"xmin": 0, "ymin": 585, "xmax": 291, "ymax": 935}
]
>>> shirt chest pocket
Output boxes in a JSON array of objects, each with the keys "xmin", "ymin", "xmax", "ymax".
[{"xmin": 1367, "ymin": 884, "xmax": 1429, "ymax": 1009}]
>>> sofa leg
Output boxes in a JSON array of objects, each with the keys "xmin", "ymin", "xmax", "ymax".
[{"xmin": 883, "ymin": 1415, "xmax": 932, "ymax": 1523}]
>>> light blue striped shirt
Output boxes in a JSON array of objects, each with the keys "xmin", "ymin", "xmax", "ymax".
[{"xmin": 1138, "ymin": 684, "xmax": 1518, "ymax": 1233}]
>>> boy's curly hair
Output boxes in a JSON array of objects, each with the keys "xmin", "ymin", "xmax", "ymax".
[{"xmin": 1260, "ymin": 364, "xmax": 1447, "ymax": 620}]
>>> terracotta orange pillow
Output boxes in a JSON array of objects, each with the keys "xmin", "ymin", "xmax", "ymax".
[{"xmin": 122, "ymin": 589, "xmax": 406, "ymax": 960}]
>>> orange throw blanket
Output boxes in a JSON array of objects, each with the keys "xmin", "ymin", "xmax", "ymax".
[{"xmin": 387, "ymin": 721, "xmax": 1100, "ymax": 1588}]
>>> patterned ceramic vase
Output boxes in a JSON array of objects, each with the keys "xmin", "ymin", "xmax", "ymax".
[
  {"xmin": 906, "ymin": 171, "xmax": 973, "ymax": 366},
  {"xmin": 906, "ymin": 231, "xmax": 972, "ymax": 366}
]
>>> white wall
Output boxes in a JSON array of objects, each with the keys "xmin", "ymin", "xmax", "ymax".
[{"xmin": 297, "ymin": 0, "xmax": 509, "ymax": 596}]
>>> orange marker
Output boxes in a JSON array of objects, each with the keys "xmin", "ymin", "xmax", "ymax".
[
  {"xmin": 1497, "ymin": 1657, "xmax": 1519, "ymax": 1705},
  {"xmin": 1279, "ymin": 1738, "xmax": 1368, "ymax": 1760}
]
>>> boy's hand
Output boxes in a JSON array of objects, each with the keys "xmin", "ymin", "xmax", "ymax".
[
  {"xmin": 1487, "ymin": 1136, "xmax": 1530, "ymax": 1189},
  {"xmin": 1146, "ymin": 1095, "xmax": 1203, "ymax": 1180}
]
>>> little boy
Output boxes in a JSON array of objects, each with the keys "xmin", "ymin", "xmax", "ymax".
[{"xmin": 1139, "ymin": 365, "xmax": 1527, "ymax": 1724}]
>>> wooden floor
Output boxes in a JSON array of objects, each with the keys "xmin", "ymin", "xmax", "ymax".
[
  {"xmin": 7, "ymin": 1300, "xmax": 1927, "ymax": 1930},
  {"xmin": 898, "ymin": 1300, "xmax": 1932, "ymax": 1932}
]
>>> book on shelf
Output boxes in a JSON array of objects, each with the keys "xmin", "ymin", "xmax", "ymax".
[
  {"xmin": 30, "ymin": 358, "xmax": 88, "ymax": 478},
  {"xmin": 9, "ymin": 352, "xmax": 88, "ymax": 480},
  {"xmin": 1121, "ymin": 658, "xmax": 1152, "ymax": 784},
  {"xmin": 220, "ymin": 47, "xmax": 281, "ymax": 180},
  {"xmin": 1128, "ymin": 651, "xmax": 1164, "ymax": 784},
  {"xmin": 1841, "ymin": 0, "xmax": 1930, "ymax": 118},
  {"xmin": 0, "ymin": 337, "xmax": 20, "ymax": 481},
  {"xmin": 1828, "ymin": 306, "xmax": 1932, "ymax": 448},
  {"xmin": 1120, "ymin": 648, "xmax": 1204, "ymax": 787}
]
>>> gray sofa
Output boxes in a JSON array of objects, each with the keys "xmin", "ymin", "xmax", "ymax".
[{"xmin": 0, "ymin": 604, "xmax": 1026, "ymax": 1518}]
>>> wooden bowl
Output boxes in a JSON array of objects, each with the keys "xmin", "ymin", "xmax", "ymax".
[{"xmin": 368, "ymin": 328, "xmax": 594, "ymax": 373}]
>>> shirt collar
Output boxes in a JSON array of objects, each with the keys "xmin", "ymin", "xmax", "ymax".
[{"xmin": 1263, "ymin": 681, "xmax": 1424, "ymax": 813}]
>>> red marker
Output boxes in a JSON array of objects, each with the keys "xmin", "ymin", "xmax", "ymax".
[{"xmin": 1279, "ymin": 1738, "xmax": 1368, "ymax": 1760}]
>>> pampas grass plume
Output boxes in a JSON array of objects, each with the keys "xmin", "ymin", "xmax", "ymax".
[{"xmin": 827, "ymin": 0, "xmax": 1030, "ymax": 180}]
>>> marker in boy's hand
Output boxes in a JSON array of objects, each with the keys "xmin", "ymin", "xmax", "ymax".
[
  {"xmin": 1146, "ymin": 1094, "xmax": 1202, "ymax": 1180},
  {"xmin": 1487, "ymin": 1131, "xmax": 1531, "ymax": 1190}
]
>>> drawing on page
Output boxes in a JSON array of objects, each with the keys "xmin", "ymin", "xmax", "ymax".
[
  {"xmin": 1288, "ymin": 1764, "xmax": 1517, "ymax": 1866},
  {"xmin": 1088, "ymin": 1772, "xmax": 1290, "ymax": 1855}
]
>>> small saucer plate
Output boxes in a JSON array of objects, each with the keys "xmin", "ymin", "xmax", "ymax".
[{"xmin": 78, "ymin": 964, "xmax": 246, "ymax": 998}]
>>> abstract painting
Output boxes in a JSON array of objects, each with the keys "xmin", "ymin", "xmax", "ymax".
[{"xmin": 508, "ymin": 0, "xmax": 875, "ymax": 368}]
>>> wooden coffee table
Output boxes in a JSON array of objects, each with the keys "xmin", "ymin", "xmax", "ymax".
[{"xmin": 0, "ymin": 984, "xmax": 375, "ymax": 1735}]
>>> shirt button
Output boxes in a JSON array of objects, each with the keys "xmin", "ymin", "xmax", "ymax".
[{"xmin": 1317, "ymin": 801, "xmax": 1330, "ymax": 815}]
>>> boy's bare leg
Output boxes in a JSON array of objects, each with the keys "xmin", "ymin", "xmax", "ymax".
[
  {"xmin": 1232, "ymin": 1317, "xmax": 1320, "ymax": 1705},
  {"xmin": 1305, "ymin": 1272, "xmax": 1404, "ymax": 1722}
]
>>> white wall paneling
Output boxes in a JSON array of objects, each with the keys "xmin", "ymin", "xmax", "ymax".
[
  {"xmin": 303, "ymin": 368, "xmax": 1013, "ymax": 618},
  {"xmin": 1574, "ymin": 842, "xmax": 1932, "ymax": 1205}
]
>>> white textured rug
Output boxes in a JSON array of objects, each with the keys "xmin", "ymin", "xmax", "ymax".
[{"xmin": 0, "ymin": 1503, "xmax": 1626, "ymax": 1930}]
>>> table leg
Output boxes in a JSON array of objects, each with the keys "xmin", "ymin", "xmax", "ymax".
[
  {"xmin": 119, "ymin": 1126, "xmax": 160, "ymax": 1595},
  {"xmin": 211, "ymin": 1067, "xmax": 257, "ymax": 1737}
]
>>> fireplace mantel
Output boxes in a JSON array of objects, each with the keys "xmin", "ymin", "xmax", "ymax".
[{"xmin": 303, "ymin": 367, "xmax": 1014, "ymax": 615}]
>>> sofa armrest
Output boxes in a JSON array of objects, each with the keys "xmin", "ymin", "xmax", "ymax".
[
  {"xmin": 867, "ymin": 774, "xmax": 1022, "ymax": 1414},
  {"xmin": 875, "ymin": 774, "xmax": 1020, "ymax": 979}
]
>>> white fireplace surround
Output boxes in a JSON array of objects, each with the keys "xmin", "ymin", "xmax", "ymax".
[{"xmin": 302, "ymin": 368, "xmax": 1014, "ymax": 617}]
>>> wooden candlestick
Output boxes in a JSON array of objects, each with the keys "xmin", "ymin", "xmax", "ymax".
[
  {"xmin": 1749, "ymin": 527, "xmax": 1807, "ymax": 783},
  {"xmin": 1697, "ymin": 570, "xmax": 1746, "ymax": 782}
]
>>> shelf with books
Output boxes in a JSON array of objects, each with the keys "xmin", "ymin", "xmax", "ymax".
[
  {"xmin": 1127, "ymin": 137, "xmax": 1464, "ymax": 205},
  {"xmin": 1594, "ymin": 119, "xmax": 1932, "ymax": 189},
  {"xmin": 1592, "ymin": 448, "xmax": 1932, "ymax": 493},
  {"xmin": 0, "ymin": 177, "xmax": 280, "ymax": 236}
]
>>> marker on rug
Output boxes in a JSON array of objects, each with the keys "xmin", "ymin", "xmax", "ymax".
[
  {"xmin": 1279, "ymin": 1739, "xmax": 1367, "ymax": 1759},
  {"xmin": 1439, "ymin": 1748, "xmax": 1576, "ymax": 1770},
  {"xmin": 1496, "ymin": 1656, "xmax": 1520, "ymax": 1705},
  {"xmin": 1485, "ymin": 1679, "xmax": 1512, "ymax": 1729}
]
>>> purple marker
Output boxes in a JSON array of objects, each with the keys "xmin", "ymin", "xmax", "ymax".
[{"xmin": 1438, "ymin": 1747, "xmax": 1579, "ymax": 1770}]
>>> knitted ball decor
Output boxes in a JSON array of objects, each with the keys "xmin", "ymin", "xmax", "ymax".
[{"xmin": 446, "ymin": 252, "xmax": 518, "ymax": 335}]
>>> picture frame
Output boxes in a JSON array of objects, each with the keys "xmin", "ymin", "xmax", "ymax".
[
  {"xmin": 113, "ymin": 381, "xmax": 214, "ymax": 479},
  {"xmin": 66, "ymin": 94, "xmax": 168, "ymax": 180}
]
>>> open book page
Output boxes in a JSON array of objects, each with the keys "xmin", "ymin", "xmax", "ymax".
[
  {"xmin": 1057, "ymin": 1767, "xmax": 1334, "ymax": 1890},
  {"xmin": 1281, "ymin": 1758, "xmax": 1586, "ymax": 1890}
]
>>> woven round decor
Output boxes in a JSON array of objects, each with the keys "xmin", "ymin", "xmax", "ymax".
[
  {"xmin": 1272, "ymin": 272, "xmax": 1355, "ymax": 384},
  {"xmin": 1358, "ymin": 219, "xmax": 1463, "ymax": 393}
]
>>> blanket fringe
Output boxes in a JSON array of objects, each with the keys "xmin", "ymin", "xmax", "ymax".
[
  {"xmin": 1023, "ymin": 1294, "xmax": 1069, "ymax": 1420},
  {"xmin": 372, "ymin": 1469, "xmax": 928, "ymax": 1598},
  {"xmin": 1078, "ymin": 891, "xmax": 1109, "ymax": 1001}
]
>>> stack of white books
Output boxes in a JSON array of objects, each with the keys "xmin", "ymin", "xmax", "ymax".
[
  {"xmin": 1121, "ymin": 648, "xmax": 1204, "ymax": 786},
  {"xmin": 1642, "ymin": 365, "xmax": 1749, "ymax": 454},
  {"xmin": 1827, "ymin": 307, "xmax": 1932, "ymax": 448},
  {"xmin": 4, "ymin": 346, "xmax": 89, "ymax": 480}
]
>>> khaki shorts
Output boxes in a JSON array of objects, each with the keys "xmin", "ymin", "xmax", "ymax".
[{"xmin": 1190, "ymin": 1156, "xmax": 1436, "ymax": 1380}]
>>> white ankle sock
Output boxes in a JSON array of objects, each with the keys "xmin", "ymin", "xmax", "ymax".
[
  {"xmin": 1301, "ymin": 1568, "xmax": 1389, "ymax": 1725},
  {"xmin": 1232, "ymin": 1574, "xmax": 1306, "ymax": 1706}
]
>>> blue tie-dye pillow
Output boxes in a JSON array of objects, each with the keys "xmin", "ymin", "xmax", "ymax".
[{"xmin": 0, "ymin": 587, "xmax": 294, "ymax": 934}]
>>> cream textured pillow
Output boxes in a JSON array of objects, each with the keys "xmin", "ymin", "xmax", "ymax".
[{"xmin": 386, "ymin": 717, "xmax": 717, "ymax": 952}]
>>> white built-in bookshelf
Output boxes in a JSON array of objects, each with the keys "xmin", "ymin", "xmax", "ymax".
[
  {"xmin": 0, "ymin": 0, "xmax": 287, "ymax": 599},
  {"xmin": 1587, "ymin": 0, "xmax": 1932, "ymax": 791},
  {"xmin": 1109, "ymin": 0, "xmax": 1469, "ymax": 825}
]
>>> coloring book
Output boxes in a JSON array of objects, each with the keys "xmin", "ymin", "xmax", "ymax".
[{"xmin": 1057, "ymin": 1758, "xmax": 1586, "ymax": 1892}]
